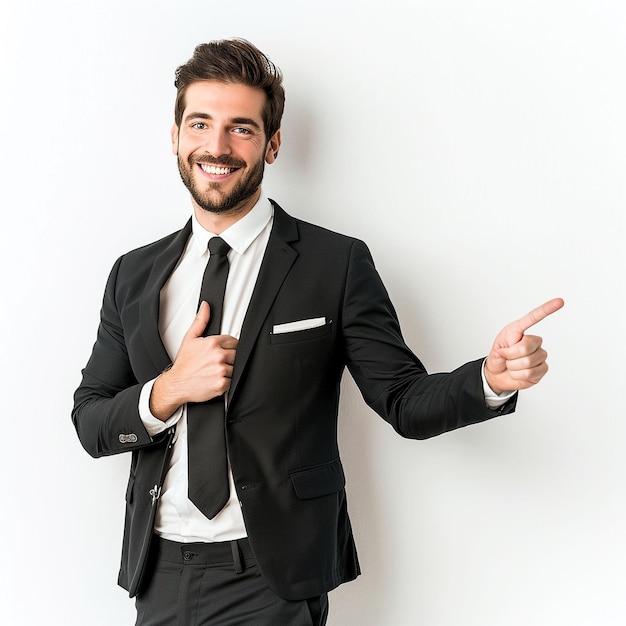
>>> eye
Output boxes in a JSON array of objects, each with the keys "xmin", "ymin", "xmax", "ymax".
[
  {"xmin": 232, "ymin": 127, "xmax": 253, "ymax": 135},
  {"xmin": 191, "ymin": 122, "xmax": 207, "ymax": 130}
]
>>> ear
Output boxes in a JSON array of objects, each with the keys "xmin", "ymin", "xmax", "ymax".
[
  {"xmin": 264, "ymin": 130, "xmax": 281, "ymax": 164},
  {"xmin": 171, "ymin": 123, "xmax": 180, "ymax": 155}
]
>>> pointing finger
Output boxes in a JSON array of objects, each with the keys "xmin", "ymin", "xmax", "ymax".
[{"xmin": 510, "ymin": 297, "xmax": 564, "ymax": 334}]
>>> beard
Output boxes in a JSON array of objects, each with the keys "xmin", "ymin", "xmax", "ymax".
[{"xmin": 177, "ymin": 153, "xmax": 265, "ymax": 215}]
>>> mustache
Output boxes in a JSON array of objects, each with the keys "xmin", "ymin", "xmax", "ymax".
[{"xmin": 192, "ymin": 155, "xmax": 247, "ymax": 168}]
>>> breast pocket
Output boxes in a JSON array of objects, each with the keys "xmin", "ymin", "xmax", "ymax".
[{"xmin": 269, "ymin": 319, "xmax": 333, "ymax": 345}]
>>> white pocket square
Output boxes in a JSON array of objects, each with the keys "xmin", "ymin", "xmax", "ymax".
[{"xmin": 272, "ymin": 317, "xmax": 326, "ymax": 334}]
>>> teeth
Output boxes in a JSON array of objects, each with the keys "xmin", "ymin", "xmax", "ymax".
[{"xmin": 199, "ymin": 164, "xmax": 235, "ymax": 175}]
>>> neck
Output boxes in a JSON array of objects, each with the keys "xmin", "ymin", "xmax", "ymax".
[{"xmin": 192, "ymin": 189, "xmax": 261, "ymax": 234}]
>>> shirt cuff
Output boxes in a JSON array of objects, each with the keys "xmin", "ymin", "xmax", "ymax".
[
  {"xmin": 139, "ymin": 377, "xmax": 184, "ymax": 437},
  {"xmin": 481, "ymin": 359, "xmax": 516, "ymax": 409}
]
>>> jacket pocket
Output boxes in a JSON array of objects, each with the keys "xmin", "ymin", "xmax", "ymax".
[
  {"xmin": 289, "ymin": 457, "xmax": 345, "ymax": 500},
  {"xmin": 269, "ymin": 320, "xmax": 332, "ymax": 345}
]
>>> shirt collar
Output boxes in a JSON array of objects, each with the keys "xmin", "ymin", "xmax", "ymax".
[{"xmin": 190, "ymin": 192, "xmax": 273, "ymax": 257}]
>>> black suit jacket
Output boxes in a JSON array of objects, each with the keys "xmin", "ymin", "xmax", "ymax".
[{"xmin": 73, "ymin": 201, "xmax": 515, "ymax": 601}]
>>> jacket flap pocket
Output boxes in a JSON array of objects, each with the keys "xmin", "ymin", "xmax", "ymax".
[{"xmin": 290, "ymin": 458, "xmax": 345, "ymax": 500}]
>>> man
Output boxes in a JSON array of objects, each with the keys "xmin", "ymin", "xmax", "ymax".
[{"xmin": 72, "ymin": 38, "xmax": 563, "ymax": 625}]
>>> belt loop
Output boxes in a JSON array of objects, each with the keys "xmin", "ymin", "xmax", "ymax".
[{"xmin": 231, "ymin": 540, "xmax": 244, "ymax": 574}]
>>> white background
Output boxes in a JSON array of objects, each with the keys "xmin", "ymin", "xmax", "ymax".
[{"xmin": 1, "ymin": 1, "xmax": 624, "ymax": 624}]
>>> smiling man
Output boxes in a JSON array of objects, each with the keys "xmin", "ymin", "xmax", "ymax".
[
  {"xmin": 72, "ymin": 39, "xmax": 563, "ymax": 625},
  {"xmin": 173, "ymin": 80, "xmax": 279, "ymax": 222}
]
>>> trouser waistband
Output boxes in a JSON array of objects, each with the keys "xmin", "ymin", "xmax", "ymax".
[{"xmin": 152, "ymin": 535, "xmax": 254, "ymax": 574}]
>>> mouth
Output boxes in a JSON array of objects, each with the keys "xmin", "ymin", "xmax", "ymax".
[{"xmin": 198, "ymin": 163, "xmax": 240, "ymax": 176}]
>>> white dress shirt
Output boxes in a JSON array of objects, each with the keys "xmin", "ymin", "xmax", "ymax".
[
  {"xmin": 139, "ymin": 194, "xmax": 273, "ymax": 542},
  {"xmin": 138, "ymin": 193, "xmax": 512, "ymax": 543}
]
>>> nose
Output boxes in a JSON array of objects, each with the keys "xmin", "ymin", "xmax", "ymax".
[{"xmin": 203, "ymin": 128, "xmax": 232, "ymax": 158}]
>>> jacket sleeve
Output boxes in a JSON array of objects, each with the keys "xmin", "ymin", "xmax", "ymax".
[
  {"xmin": 72, "ymin": 256, "xmax": 156, "ymax": 458},
  {"xmin": 342, "ymin": 239, "xmax": 516, "ymax": 439}
]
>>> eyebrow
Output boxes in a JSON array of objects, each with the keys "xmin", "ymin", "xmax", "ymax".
[{"xmin": 184, "ymin": 112, "xmax": 262, "ymax": 131}]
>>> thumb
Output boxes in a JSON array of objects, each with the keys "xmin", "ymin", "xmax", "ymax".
[{"xmin": 186, "ymin": 301, "xmax": 211, "ymax": 339}]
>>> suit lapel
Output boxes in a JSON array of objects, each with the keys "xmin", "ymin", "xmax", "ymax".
[
  {"xmin": 228, "ymin": 202, "xmax": 299, "ymax": 402},
  {"xmin": 139, "ymin": 219, "xmax": 192, "ymax": 372}
]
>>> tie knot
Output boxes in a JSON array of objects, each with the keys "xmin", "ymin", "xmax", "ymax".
[{"xmin": 208, "ymin": 237, "xmax": 231, "ymax": 256}]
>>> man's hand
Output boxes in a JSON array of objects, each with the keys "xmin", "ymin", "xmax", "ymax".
[
  {"xmin": 484, "ymin": 298, "xmax": 564, "ymax": 395},
  {"xmin": 150, "ymin": 301, "xmax": 238, "ymax": 421}
]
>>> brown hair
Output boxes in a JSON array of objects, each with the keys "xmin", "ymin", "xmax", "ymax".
[{"xmin": 174, "ymin": 38, "xmax": 285, "ymax": 140}]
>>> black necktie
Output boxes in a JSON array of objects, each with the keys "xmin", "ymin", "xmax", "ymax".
[{"xmin": 187, "ymin": 236, "xmax": 231, "ymax": 519}]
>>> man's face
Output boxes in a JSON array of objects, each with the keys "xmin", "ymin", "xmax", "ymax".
[{"xmin": 172, "ymin": 80, "xmax": 280, "ymax": 218}]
